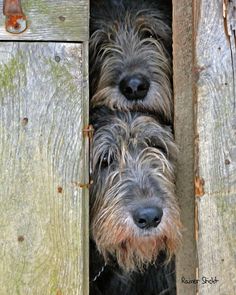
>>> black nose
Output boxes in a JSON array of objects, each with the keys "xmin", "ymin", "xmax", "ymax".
[
  {"xmin": 119, "ymin": 74, "xmax": 150, "ymax": 100},
  {"xmin": 132, "ymin": 207, "xmax": 163, "ymax": 229}
]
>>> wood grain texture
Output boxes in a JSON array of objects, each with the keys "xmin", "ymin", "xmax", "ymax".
[
  {"xmin": 173, "ymin": 1, "xmax": 197, "ymax": 294},
  {"xmin": 194, "ymin": 0, "xmax": 236, "ymax": 294},
  {"xmin": 0, "ymin": 43, "xmax": 89, "ymax": 295},
  {"xmin": 81, "ymin": 41, "xmax": 89, "ymax": 295},
  {"xmin": 0, "ymin": 0, "xmax": 89, "ymax": 41}
]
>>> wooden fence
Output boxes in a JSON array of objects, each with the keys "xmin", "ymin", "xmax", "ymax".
[
  {"xmin": 0, "ymin": 1, "xmax": 89, "ymax": 294},
  {"xmin": 174, "ymin": 0, "xmax": 236, "ymax": 294},
  {"xmin": 1, "ymin": 0, "xmax": 236, "ymax": 294}
]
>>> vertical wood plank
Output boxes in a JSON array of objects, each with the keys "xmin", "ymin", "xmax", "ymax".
[
  {"xmin": 173, "ymin": 1, "xmax": 197, "ymax": 294},
  {"xmin": 194, "ymin": 0, "xmax": 236, "ymax": 294},
  {"xmin": 81, "ymin": 41, "xmax": 89, "ymax": 295},
  {"xmin": 0, "ymin": 43, "xmax": 89, "ymax": 295}
]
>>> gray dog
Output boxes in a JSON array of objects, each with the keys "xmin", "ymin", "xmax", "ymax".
[
  {"xmin": 90, "ymin": 0, "xmax": 173, "ymax": 124},
  {"xmin": 90, "ymin": 107, "xmax": 181, "ymax": 295}
]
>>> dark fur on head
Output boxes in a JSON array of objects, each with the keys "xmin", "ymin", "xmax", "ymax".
[
  {"xmin": 90, "ymin": 0, "xmax": 173, "ymax": 124},
  {"xmin": 90, "ymin": 107, "xmax": 182, "ymax": 273}
]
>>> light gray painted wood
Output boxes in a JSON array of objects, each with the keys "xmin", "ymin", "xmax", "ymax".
[
  {"xmin": 0, "ymin": 0, "xmax": 89, "ymax": 41},
  {"xmin": 173, "ymin": 1, "xmax": 197, "ymax": 294},
  {"xmin": 0, "ymin": 42, "xmax": 89, "ymax": 295},
  {"xmin": 194, "ymin": 0, "xmax": 236, "ymax": 294}
]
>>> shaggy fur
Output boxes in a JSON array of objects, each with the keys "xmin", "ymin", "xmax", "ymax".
[
  {"xmin": 90, "ymin": 0, "xmax": 173, "ymax": 124},
  {"xmin": 90, "ymin": 240, "xmax": 177, "ymax": 295},
  {"xmin": 89, "ymin": 107, "xmax": 182, "ymax": 294}
]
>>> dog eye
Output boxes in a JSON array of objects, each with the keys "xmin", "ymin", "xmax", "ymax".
[
  {"xmin": 101, "ymin": 154, "xmax": 109, "ymax": 167},
  {"xmin": 101, "ymin": 153, "xmax": 113, "ymax": 168},
  {"xmin": 141, "ymin": 30, "xmax": 154, "ymax": 40},
  {"xmin": 108, "ymin": 32, "xmax": 116, "ymax": 42}
]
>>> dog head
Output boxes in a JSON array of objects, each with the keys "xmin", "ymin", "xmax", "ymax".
[
  {"xmin": 90, "ymin": 0, "xmax": 173, "ymax": 124},
  {"xmin": 90, "ymin": 107, "xmax": 181, "ymax": 272}
]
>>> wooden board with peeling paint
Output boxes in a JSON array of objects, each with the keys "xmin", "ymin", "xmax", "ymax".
[
  {"xmin": 0, "ymin": 42, "xmax": 89, "ymax": 295},
  {"xmin": 0, "ymin": 0, "xmax": 89, "ymax": 41},
  {"xmin": 194, "ymin": 0, "xmax": 236, "ymax": 294}
]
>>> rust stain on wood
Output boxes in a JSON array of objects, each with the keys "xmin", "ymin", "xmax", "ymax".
[
  {"xmin": 57, "ymin": 186, "xmax": 63, "ymax": 194},
  {"xmin": 195, "ymin": 177, "xmax": 205, "ymax": 197},
  {"xmin": 3, "ymin": 0, "xmax": 27, "ymax": 34},
  {"xmin": 72, "ymin": 180, "xmax": 93, "ymax": 189},
  {"xmin": 83, "ymin": 124, "xmax": 94, "ymax": 139},
  {"xmin": 17, "ymin": 235, "xmax": 24, "ymax": 242}
]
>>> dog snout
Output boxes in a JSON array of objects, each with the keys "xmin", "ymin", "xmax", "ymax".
[
  {"xmin": 132, "ymin": 206, "xmax": 163, "ymax": 229},
  {"xmin": 119, "ymin": 74, "xmax": 150, "ymax": 101}
]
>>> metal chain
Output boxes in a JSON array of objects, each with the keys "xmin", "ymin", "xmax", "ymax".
[{"xmin": 92, "ymin": 263, "xmax": 107, "ymax": 282}]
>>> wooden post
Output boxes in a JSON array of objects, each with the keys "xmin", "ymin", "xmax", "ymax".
[
  {"xmin": 194, "ymin": 0, "xmax": 236, "ymax": 294},
  {"xmin": 173, "ymin": 0, "xmax": 197, "ymax": 295},
  {"xmin": 0, "ymin": 1, "xmax": 89, "ymax": 295},
  {"xmin": 173, "ymin": 1, "xmax": 197, "ymax": 294}
]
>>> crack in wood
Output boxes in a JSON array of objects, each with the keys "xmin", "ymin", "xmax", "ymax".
[{"xmin": 223, "ymin": 0, "xmax": 236, "ymax": 109}]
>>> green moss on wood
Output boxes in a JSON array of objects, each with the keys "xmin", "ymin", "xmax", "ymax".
[
  {"xmin": 46, "ymin": 59, "xmax": 79, "ymax": 98},
  {"xmin": 0, "ymin": 51, "xmax": 26, "ymax": 100},
  {"xmin": 22, "ymin": 0, "xmax": 50, "ymax": 16}
]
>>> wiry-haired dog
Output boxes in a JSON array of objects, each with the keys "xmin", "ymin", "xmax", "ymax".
[
  {"xmin": 90, "ymin": 107, "xmax": 182, "ymax": 295},
  {"xmin": 90, "ymin": 0, "xmax": 173, "ymax": 124}
]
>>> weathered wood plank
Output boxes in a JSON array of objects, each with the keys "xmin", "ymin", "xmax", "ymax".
[
  {"xmin": 194, "ymin": 0, "xmax": 236, "ymax": 294},
  {"xmin": 173, "ymin": 1, "xmax": 197, "ymax": 294},
  {"xmin": 0, "ymin": 42, "xmax": 89, "ymax": 295},
  {"xmin": 0, "ymin": 0, "xmax": 89, "ymax": 41},
  {"xmin": 81, "ymin": 41, "xmax": 89, "ymax": 295}
]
